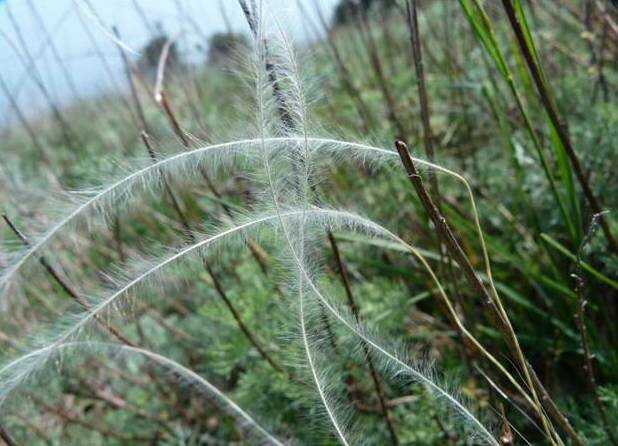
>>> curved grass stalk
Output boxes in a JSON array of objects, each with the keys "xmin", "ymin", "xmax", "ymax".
[
  {"xmin": 0, "ymin": 209, "xmax": 310, "ymax": 395},
  {"xmin": 267, "ymin": 207, "xmax": 499, "ymax": 444},
  {"xmin": 388, "ymin": 233, "xmax": 540, "ymax": 416},
  {"xmin": 250, "ymin": 13, "xmax": 495, "ymax": 442},
  {"xmin": 252, "ymin": 8, "xmax": 351, "ymax": 440},
  {"xmin": 0, "ymin": 137, "xmax": 486, "ymax": 299},
  {"xmin": 325, "ymin": 142, "xmax": 546, "ymax": 430},
  {"xmin": 0, "ymin": 207, "xmax": 392, "ymax": 397},
  {"xmin": 2, "ymin": 126, "xmax": 520, "ymax": 417},
  {"xmin": 2, "ymin": 341, "xmax": 285, "ymax": 446},
  {"xmin": 299, "ymin": 274, "xmax": 350, "ymax": 445}
]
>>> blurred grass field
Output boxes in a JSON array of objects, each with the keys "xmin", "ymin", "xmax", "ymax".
[{"xmin": 0, "ymin": 0, "xmax": 617, "ymax": 444}]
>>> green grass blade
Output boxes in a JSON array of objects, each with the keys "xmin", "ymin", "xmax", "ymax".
[{"xmin": 540, "ymin": 233, "xmax": 618, "ymax": 289}]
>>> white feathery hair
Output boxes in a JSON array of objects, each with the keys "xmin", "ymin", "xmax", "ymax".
[{"xmin": 0, "ymin": 1, "xmax": 501, "ymax": 444}]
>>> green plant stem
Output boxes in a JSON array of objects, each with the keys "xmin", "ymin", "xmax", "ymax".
[
  {"xmin": 574, "ymin": 277, "xmax": 618, "ymax": 446},
  {"xmin": 395, "ymin": 140, "xmax": 562, "ymax": 445},
  {"xmin": 500, "ymin": 0, "xmax": 616, "ymax": 252},
  {"xmin": 459, "ymin": 0, "xmax": 579, "ymax": 244}
]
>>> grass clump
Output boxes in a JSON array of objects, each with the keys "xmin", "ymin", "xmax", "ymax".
[{"xmin": 0, "ymin": 0, "xmax": 616, "ymax": 444}]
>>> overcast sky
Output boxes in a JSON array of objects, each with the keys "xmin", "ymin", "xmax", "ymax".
[{"xmin": 0, "ymin": 0, "xmax": 340, "ymax": 125}]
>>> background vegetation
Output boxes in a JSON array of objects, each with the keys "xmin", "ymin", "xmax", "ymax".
[{"xmin": 0, "ymin": 0, "xmax": 616, "ymax": 444}]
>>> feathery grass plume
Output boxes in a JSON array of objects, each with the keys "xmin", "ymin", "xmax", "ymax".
[
  {"xmin": 1, "ymin": 132, "xmax": 512, "ymax": 404},
  {"xmin": 3, "ymin": 1, "xmax": 502, "ymax": 441},
  {"xmin": 0, "ymin": 207, "xmax": 330, "ymax": 398},
  {"xmin": 0, "ymin": 135, "xmax": 475, "ymax": 302},
  {"xmin": 0, "ymin": 341, "xmax": 286, "ymax": 445},
  {"xmin": 0, "ymin": 138, "xmax": 346, "ymax": 297},
  {"xmin": 270, "ymin": 207, "xmax": 500, "ymax": 442},
  {"xmin": 287, "ymin": 242, "xmax": 499, "ymax": 445},
  {"xmin": 297, "ymin": 272, "xmax": 354, "ymax": 445},
  {"xmin": 244, "ymin": 3, "xmax": 498, "ymax": 444},
  {"xmin": 0, "ymin": 138, "xmax": 267, "ymax": 298},
  {"xmin": 245, "ymin": 3, "xmax": 353, "ymax": 441},
  {"xmin": 0, "ymin": 206, "xmax": 407, "ymax": 396}
]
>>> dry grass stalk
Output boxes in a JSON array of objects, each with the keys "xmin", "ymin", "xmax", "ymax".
[
  {"xmin": 501, "ymin": 0, "xmax": 616, "ymax": 252},
  {"xmin": 395, "ymin": 140, "xmax": 565, "ymax": 445}
]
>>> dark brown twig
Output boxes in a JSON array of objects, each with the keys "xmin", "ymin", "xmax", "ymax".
[
  {"xmin": 499, "ymin": 403, "xmax": 514, "ymax": 445},
  {"xmin": 573, "ymin": 213, "xmax": 618, "ymax": 446},
  {"xmin": 150, "ymin": 35, "xmax": 273, "ymax": 277},
  {"xmin": 112, "ymin": 215, "xmax": 126, "ymax": 263},
  {"xmin": 404, "ymin": 0, "xmax": 447, "ymax": 256},
  {"xmin": 69, "ymin": 376, "xmax": 173, "ymax": 435},
  {"xmin": 528, "ymin": 367, "xmax": 584, "ymax": 446},
  {"xmin": 29, "ymin": 394, "xmax": 146, "ymax": 443},
  {"xmin": 584, "ymin": 1, "xmax": 610, "ymax": 104},
  {"xmin": 405, "ymin": 0, "xmax": 436, "ymax": 164},
  {"xmin": 574, "ymin": 279, "xmax": 617, "ymax": 445},
  {"xmin": 394, "ymin": 142, "xmax": 495, "ymax": 312},
  {"xmin": 204, "ymin": 261, "xmax": 283, "ymax": 374},
  {"xmin": 501, "ymin": 0, "xmax": 616, "ymax": 252},
  {"xmin": 0, "ymin": 423, "xmax": 17, "ymax": 446},
  {"xmin": 433, "ymin": 413, "xmax": 458, "ymax": 445},
  {"xmin": 308, "ymin": 0, "xmax": 374, "ymax": 133},
  {"xmin": 158, "ymin": 91, "xmax": 190, "ymax": 146},
  {"xmin": 405, "ymin": 0, "xmax": 477, "ymax": 378},
  {"xmin": 394, "ymin": 140, "xmax": 577, "ymax": 445}
]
